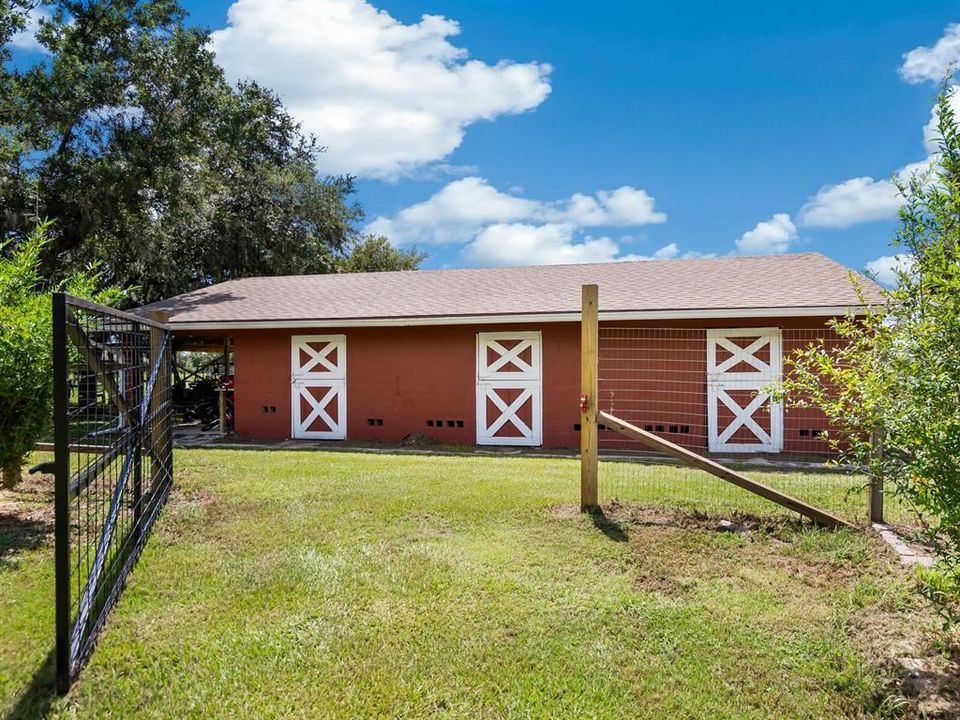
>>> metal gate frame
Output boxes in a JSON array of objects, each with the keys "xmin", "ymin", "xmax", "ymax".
[{"xmin": 52, "ymin": 294, "xmax": 173, "ymax": 693}]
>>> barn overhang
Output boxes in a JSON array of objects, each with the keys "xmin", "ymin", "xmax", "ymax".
[{"xmin": 163, "ymin": 304, "xmax": 869, "ymax": 333}]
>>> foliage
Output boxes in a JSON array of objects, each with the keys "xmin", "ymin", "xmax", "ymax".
[
  {"xmin": 337, "ymin": 235, "xmax": 426, "ymax": 273},
  {"xmin": 1, "ymin": 0, "xmax": 362, "ymax": 304},
  {"xmin": 778, "ymin": 88, "xmax": 960, "ymax": 620},
  {"xmin": 0, "ymin": 221, "xmax": 122, "ymax": 488}
]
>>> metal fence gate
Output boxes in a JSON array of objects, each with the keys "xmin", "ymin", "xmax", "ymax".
[{"xmin": 52, "ymin": 294, "xmax": 173, "ymax": 693}]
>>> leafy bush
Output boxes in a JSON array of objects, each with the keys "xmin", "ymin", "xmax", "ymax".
[
  {"xmin": 779, "ymin": 89, "xmax": 960, "ymax": 620},
  {"xmin": 0, "ymin": 222, "xmax": 123, "ymax": 488}
]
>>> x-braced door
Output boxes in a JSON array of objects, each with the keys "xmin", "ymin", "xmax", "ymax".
[
  {"xmin": 706, "ymin": 328, "xmax": 783, "ymax": 453},
  {"xmin": 476, "ymin": 331, "xmax": 542, "ymax": 446},
  {"xmin": 291, "ymin": 335, "xmax": 346, "ymax": 440}
]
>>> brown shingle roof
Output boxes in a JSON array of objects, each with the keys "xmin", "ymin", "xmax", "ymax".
[{"xmin": 139, "ymin": 253, "xmax": 886, "ymax": 327}]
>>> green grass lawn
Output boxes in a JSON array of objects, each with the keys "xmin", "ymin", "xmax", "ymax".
[{"xmin": 0, "ymin": 449, "xmax": 929, "ymax": 718}]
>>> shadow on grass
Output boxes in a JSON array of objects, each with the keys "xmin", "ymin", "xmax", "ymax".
[
  {"xmin": 587, "ymin": 507, "xmax": 629, "ymax": 542},
  {"xmin": 0, "ymin": 512, "xmax": 52, "ymax": 570},
  {"xmin": 4, "ymin": 647, "xmax": 58, "ymax": 720}
]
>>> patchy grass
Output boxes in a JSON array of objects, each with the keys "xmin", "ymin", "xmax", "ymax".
[{"xmin": 0, "ymin": 449, "xmax": 942, "ymax": 718}]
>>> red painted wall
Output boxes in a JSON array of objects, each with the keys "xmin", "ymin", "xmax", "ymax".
[
  {"xmin": 594, "ymin": 319, "xmax": 838, "ymax": 456},
  {"xmin": 228, "ymin": 323, "xmax": 581, "ymax": 446},
  {"xmin": 194, "ymin": 317, "xmax": 837, "ymax": 453}
]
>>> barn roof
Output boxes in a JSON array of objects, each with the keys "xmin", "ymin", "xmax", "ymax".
[{"xmin": 140, "ymin": 252, "xmax": 886, "ymax": 329}]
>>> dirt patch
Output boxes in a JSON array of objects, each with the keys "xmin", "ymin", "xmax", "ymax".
[
  {"xmin": 160, "ymin": 486, "xmax": 220, "ymax": 532},
  {"xmin": 550, "ymin": 500, "xmax": 806, "ymax": 534},
  {"xmin": 547, "ymin": 504, "xmax": 581, "ymax": 521},
  {"xmin": 156, "ymin": 486, "xmax": 269, "ymax": 553},
  {"xmin": 400, "ymin": 432, "xmax": 438, "ymax": 447},
  {"xmin": 169, "ymin": 486, "xmax": 218, "ymax": 511},
  {"xmin": 888, "ymin": 653, "xmax": 960, "ymax": 718},
  {"xmin": 852, "ymin": 601, "xmax": 960, "ymax": 717},
  {"xmin": 553, "ymin": 501, "xmax": 846, "ymax": 594},
  {"xmin": 0, "ymin": 471, "xmax": 55, "ymax": 567}
]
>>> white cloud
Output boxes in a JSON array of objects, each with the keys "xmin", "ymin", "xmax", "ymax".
[
  {"xmin": 369, "ymin": 176, "xmax": 671, "ymax": 266},
  {"xmin": 798, "ymin": 177, "xmax": 902, "ymax": 228},
  {"xmin": 734, "ymin": 213, "xmax": 797, "ymax": 254},
  {"xmin": 211, "ymin": 0, "xmax": 552, "ymax": 178},
  {"xmin": 554, "ymin": 187, "xmax": 666, "ymax": 226},
  {"xmin": 464, "ymin": 224, "xmax": 681, "ymax": 267},
  {"xmin": 621, "ymin": 242, "xmax": 680, "ymax": 261},
  {"xmin": 900, "ymin": 24, "xmax": 960, "ymax": 84},
  {"xmin": 865, "ymin": 253, "xmax": 913, "ymax": 286},
  {"xmin": 367, "ymin": 177, "xmax": 538, "ymax": 244},
  {"xmin": 465, "ymin": 223, "xmax": 620, "ymax": 266},
  {"xmin": 367, "ymin": 176, "xmax": 667, "ymax": 245},
  {"xmin": 10, "ymin": 5, "xmax": 50, "ymax": 51}
]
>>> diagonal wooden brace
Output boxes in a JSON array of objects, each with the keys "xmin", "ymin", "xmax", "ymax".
[{"xmin": 598, "ymin": 410, "xmax": 853, "ymax": 529}]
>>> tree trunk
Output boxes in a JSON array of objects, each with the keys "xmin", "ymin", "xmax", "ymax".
[{"xmin": 1, "ymin": 461, "xmax": 21, "ymax": 490}]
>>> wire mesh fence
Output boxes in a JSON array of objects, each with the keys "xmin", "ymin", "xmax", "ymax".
[
  {"xmin": 53, "ymin": 294, "xmax": 173, "ymax": 692},
  {"xmin": 596, "ymin": 325, "xmax": 918, "ymax": 527}
]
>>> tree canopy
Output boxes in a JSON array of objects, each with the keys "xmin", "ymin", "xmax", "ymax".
[
  {"xmin": 1, "ymin": 0, "xmax": 422, "ymax": 304},
  {"xmin": 338, "ymin": 235, "xmax": 426, "ymax": 274}
]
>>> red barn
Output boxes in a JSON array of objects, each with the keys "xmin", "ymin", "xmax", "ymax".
[{"xmin": 142, "ymin": 253, "xmax": 884, "ymax": 455}]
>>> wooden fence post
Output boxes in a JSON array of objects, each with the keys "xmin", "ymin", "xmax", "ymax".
[
  {"xmin": 869, "ymin": 426, "xmax": 884, "ymax": 524},
  {"xmin": 580, "ymin": 284, "xmax": 599, "ymax": 510},
  {"xmin": 149, "ymin": 311, "xmax": 169, "ymax": 491},
  {"xmin": 219, "ymin": 339, "xmax": 229, "ymax": 433}
]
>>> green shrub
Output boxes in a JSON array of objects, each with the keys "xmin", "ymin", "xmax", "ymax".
[{"xmin": 0, "ymin": 222, "xmax": 124, "ymax": 488}]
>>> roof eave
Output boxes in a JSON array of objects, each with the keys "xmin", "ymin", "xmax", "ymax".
[{"xmin": 165, "ymin": 304, "xmax": 871, "ymax": 332}]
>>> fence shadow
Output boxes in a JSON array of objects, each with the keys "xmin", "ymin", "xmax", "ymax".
[
  {"xmin": 0, "ymin": 511, "xmax": 52, "ymax": 570},
  {"xmin": 4, "ymin": 647, "xmax": 57, "ymax": 720},
  {"xmin": 587, "ymin": 507, "xmax": 629, "ymax": 542}
]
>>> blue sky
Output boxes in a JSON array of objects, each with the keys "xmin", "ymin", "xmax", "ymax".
[{"xmin": 16, "ymin": 1, "xmax": 960, "ymax": 280}]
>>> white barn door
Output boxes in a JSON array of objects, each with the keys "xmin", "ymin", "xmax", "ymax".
[
  {"xmin": 291, "ymin": 335, "xmax": 347, "ymax": 440},
  {"xmin": 706, "ymin": 328, "xmax": 783, "ymax": 453},
  {"xmin": 476, "ymin": 331, "xmax": 542, "ymax": 446}
]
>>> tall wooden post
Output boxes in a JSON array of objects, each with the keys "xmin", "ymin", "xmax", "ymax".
[
  {"xmin": 219, "ymin": 339, "xmax": 230, "ymax": 433},
  {"xmin": 869, "ymin": 426, "xmax": 884, "ymax": 523},
  {"xmin": 580, "ymin": 284, "xmax": 599, "ymax": 510},
  {"xmin": 149, "ymin": 311, "xmax": 169, "ymax": 491}
]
